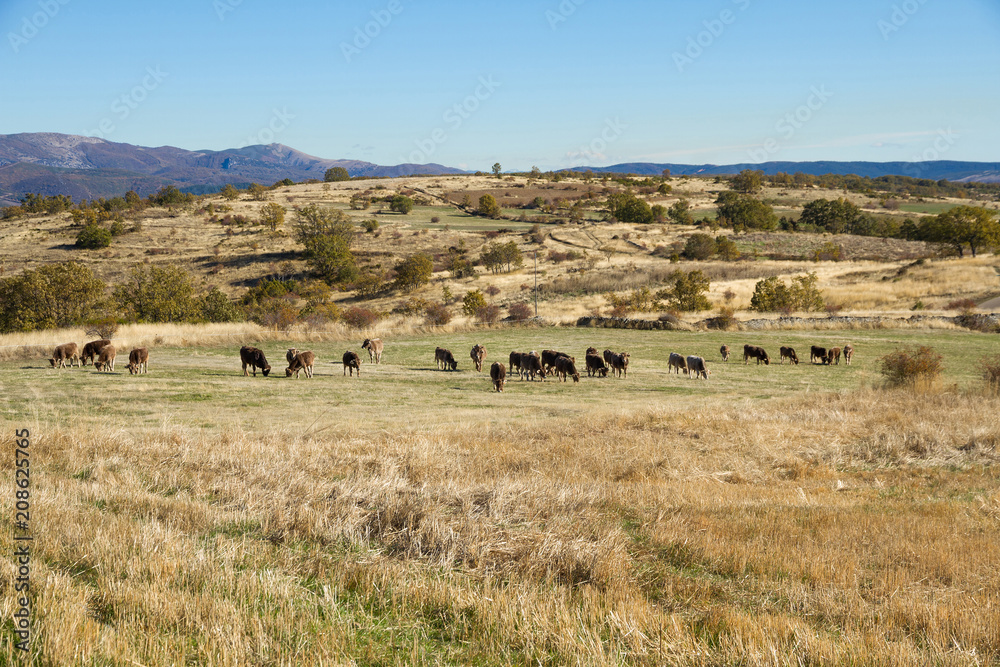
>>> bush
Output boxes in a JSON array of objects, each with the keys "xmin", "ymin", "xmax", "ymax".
[
  {"xmin": 508, "ymin": 302, "xmax": 533, "ymax": 321},
  {"xmin": 199, "ymin": 287, "xmax": 244, "ymax": 323},
  {"xmin": 946, "ymin": 298, "xmax": 977, "ymax": 312},
  {"xmin": 424, "ymin": 302, "xmax": 452, "ymax": 326},
  {"xmin": 0, "ymin": 262, "xmax": 107, "ymax": 333},
  {"xmin": 114, "ymin": 265, "xmax": 199, "ymax": 323},
  {"xmin": 462, "ymin": 289, "xmax": 488, "ymax": 316},
  {"xmin": 361, "ymin": 219, "xmax": 379, "ymax": 233},
  {"xmin": 750, "ymin": 273, "xmax": 824, "ymax": 312},
  {"xmin": 390, "ymin": 195, "xmax": 414, "ymax": 214},
  {"xmin": 476, "ymin": 304, "xmax": 501, "ymax": 324},
  {"xmin": 393, "ymin": 254, "xmax": 433, "ymax": 292},
  {"xmin": 342, "ymin": 306, "xmax": 380, "ymax": 329},
  {"xmin": 981, "ymin": 355, "xmax": 1000, "ymax": 393},
  {"xmin": 478, "ymin": 194, "xmax": 501, "ymax": 218},
  {"xmin": 75, "ymin": 224, "xmax": 113, "ymax": 249},
  {"xmin": 656, "ymin": 270, "xmax": 711, "ymax": 312},
  {"xmin": 879, "ymin": 346, "xmax": 943, "ymax": 389},
  {"xmin": 682, "ymin": 233, "xmax": 716, "ymax": 260},
  {"xmin": 109, "ymin": 220, "xmax": 127, "ymax": 237}
]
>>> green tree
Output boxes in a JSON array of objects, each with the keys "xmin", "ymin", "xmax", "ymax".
[
  {"xmin": 715, "ymin": 191, "xmax": 778, "ymax": 230},
  {"xmin": 492, "ymin": 162, "xmax": 502, "ymax": 178},
  {"xmin": 393, "ymin": 253, "xmax": 434, "ymax": 292},
  {"xmin": 259, "ymin": 203, "xmax": 286, "ymax": 231},
  {"xmin": 656, "ymin": 270, "xmax": 711, "ymax": 312},
  {"xmin": 799, "ymin": 198, "xmax": 873, "ymax": 235},
  {"xmin": 462, "ymin": 289, "xmax": 488, "ymax": 316},
  {"xmin": 294, "ymin": 205, "xmax": 358, "ymax": 285},
  {"xmin": 750, "ymin": 273, "xmax": 824, "ymax": 312},
  {"xmin": 480, "ymin": 240, "xmax": 523, "ymax": 274},
  {"xmin": 199, "ymin": 286, "xmax": 244, "ymax": 323},
  {"xmin": 934, "ymin": 205, "xmax": 1000, "ymax": 257},
  {"xmin": 390, "ymin": 194, "xmax": 414, "ymax": 214},
  {"xmin": 731, "ymin": 169, "xmax": 764, "ymax": 194},
  {"xmin": 478, "ymin": 194, "xmax": 501, "ymax": 218},
  {"xmin": 325, "ymin": 166, "xmax": 350, "ymax": 182},
  {"xmin": 247, "ymin": 183, "xmax": 268, "ymax": 201},
  {"xmin": 220, "ymin": 184, "xmax": 239, "ymax": 201},
  {"xmin": 607, "ymin": 192, "xmax": 654, "ymax": 224},
  {"xmin": 682, "ymin": 233, "xmax": 717, "ymax": 260},
  {"xmin": 75, "ymin": 224, "xmax": 112, "ymax": 249},
  {"xmin": 667, "ymin": 199, "xmax": 695, "ymax": 225},
  {"xmin": 0, "ymin": 262, "xmax": 107, "ymax": 333},
  {"xmin": 715, "ymin": 235, "xmax": 740, "ymax": 261},
  {"xmin": 114, "ymin": 264, "xmax": 200, "ymax": 322}
]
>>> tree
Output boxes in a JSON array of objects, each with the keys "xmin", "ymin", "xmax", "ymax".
[
  {"xmin": 715, "ymin": 235, "xmax": 740, "ymax": 261},
  {"xmin": 799, "ymin": 198, "xmax": 873, "ymax": 235},
  {"xmin": 715, "ymin": 191, "xmax": 778, "ymax": 230},
  {"xmin": 462, "ymin": 289, "xmax": 488, "ymax": 316},
  {"xmin": 75, "ymin": 224, "xmax": 112, "ymax": 249},
  {"xmin": 750, "ymin": 273, "xmax": 824, "ymax": 312},
  {"xmin": 393, "ymin": 253, "xmax": 433, "ymax": 292},
  {"xmin": 480, "ymin": 241, "xmax": 523, "ymax": 274},
  {"xmin": 349, "ymin": 193, "xmax": 371, "ymax": 210},
  {"xmin": 220, "ymin": 184, "xmax": 239, "ymax": 201},
  {"xmin": 114, "ymin": 265, "xmax": 200, "ymax": 323},
  {"xmin": 325, "ymin": 166, "xmax": 350, "ymax": 182},
  {"xmin": 607, "ymin": 192, "xmax": 654, "ymax": 224},
  {"xmin": 667, "ymin": 199, "xmax": 694, "ymax": 225},
  {"xmin": 390, "ymin": 195, "xmax": 414, "ymax": 214},
  {"xmin": 294, "ymin": 205, "xmax": 358, "ymax": 285},
  {"xmin": 682, "ymin": 233, "xmax": 717, "ymax": 260},
  {"xmin": 731, "ymin": 169, "xmax": 765, "ymax": 194},
  {"xmin": 259, "ymin": 203, "xmax": 286, "ymax": 231},
  {"xmin": 492, "ymin": 162, "xmax": 502, "ymax": 178},
  {"xmin": 247, "ymin": 183, "xmax": 268, "ymax": 201},
  {"xmin": 199, "ymin": 286, "xmax": 244, "ymax": 322},
  {"xmin": 934, "ymin": 206, "xmax": 1000, "ymax": 257},
  {"xmin": 0, "ymin": 262, "xmax": 107, "ymax": 333},
  {"xmin": 656, "ymin": 270, "xmax": 711, "ymax": 311},
  {"xmin": 478, "ymin": 194, "xmax": 501, "ymax": 218}
]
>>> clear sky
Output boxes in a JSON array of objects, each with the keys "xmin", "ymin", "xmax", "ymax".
[{"xmin": 2, "ymin": 0, "xmax": 998, "ymax": 171}]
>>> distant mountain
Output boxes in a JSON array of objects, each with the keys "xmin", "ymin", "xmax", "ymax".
[
  {"xmin": 0, "ymin": 132, "xmax": 465, "ymax": 204},
  {"xmin": 568, "ymin": 160, "xmax": 1000, "ymax": 183}
]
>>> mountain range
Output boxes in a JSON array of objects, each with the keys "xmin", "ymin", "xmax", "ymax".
[{"xmin": 1, "ymin": 132, "xmax": 998, "ymax": 206}]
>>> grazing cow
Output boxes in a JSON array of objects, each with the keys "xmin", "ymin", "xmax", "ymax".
[
  {"xmin": 435, "ymin": 347, "xmax": 458, "ymax": 371},
  {"xmin": 585, "ymin": 352, "xmax": 608, "ymax": 377},
  {"xmin": 779, "ymin": 346, "xmax": 799, "ymax": 365},
  {"xmin": 362, "ymin": 338, "xmax": 384, "ymax": 364},
  {"xmin": 608, "ymin": 351, "xmax": 630, "ymax": 378},
  {"xmin": 744, "ymin": 345, "xmax": 770, "ymax": 365},
  {"xmin": 603, "ymin": 349, "xmax": 615, "ymax": 367},
  {"xmin": 286, "ymin": 350, "xmax": 316, "ymax": 378},
  {"xmin": 686, "ymin": 355, "xmax": 709, "ymax": 380},
  {"xmin": 240, "ymin": 346, "xmax": 271, "ymax": 377},
  {"xmin": 541, "ymin": 349, "xmax": 571, "ymax": 375},
  {"xmin": 668, "ymin": 352, "xmax": 689, "ymax": 375},
  {"xmin": 810, "ymin": 346, "xmax": 827, "ymax": 364},
  {"xmin": 126, "ymin": 347, "xmax": 149, "ymax": 375},
  {"xmin": 490, "ymin": 362, "xmax": 506, "ymax": 392},
  {"xmin": 843, "ymin": 344, "xmax": 854, "ymax": 365},
  {"xmin": 509, "ymin": 351, "xmax": 524, "ymax": 377},
  {"xmin": 50, "ymin": 342, "xmax": 80, "ymax": 369},
  {"xmin": 720, "ymin": 345, "xmax": 730, "ymax": 362},
  {"xmin": 94, "ymin": 345, "xmax": 117, "ymax": 372},
  {"xmin": 81, "ymin": 339, "xmax": 112, "ymax": 366},
  {"xmin": 343, "ymin": 350, "xmax": 361, "ymax": 376},
  {"xmin": 285, "ymin": 348, "xmax": 298, "ymax": 366},
  {"xmin": 554, "ymin": 356, "xmax": 580, "ymax": 382},
  {"xmin": 826, "ymin": 347, "xmax": 842, "ymax": 365},
  {"xmin": 521, "ymin": 352, "xmax": 545, "ymax": 381},
  {"xmin": 586, "ymin": 346, "xmax": 598, "ymax": 356},
  {"xmin": 470, "ymin": 344, "xmax": 487, "ymax": 372}
]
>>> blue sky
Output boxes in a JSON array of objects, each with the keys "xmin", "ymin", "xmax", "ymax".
[{"xmin": 2, "ymin": 0, "xmax": 998, "ymax": 170}]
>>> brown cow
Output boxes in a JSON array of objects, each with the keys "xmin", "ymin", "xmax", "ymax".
[
  {"xmin": 687, "ymin": 355, "xmax": 710, "ymax": 380},
  {"xmin": 509, "ymin": 351, "xmax": 524, "ymax": 377},
  {"xmin": 720, "ymin": 345, "xmax": 730, "ymax": 362},
  {"xmin": 668, "ymin": 352, "xmax": 688, "ymax": 375},
  {"xmin": 343, "ymin": 350, "xmax": 361, "ymax": 376},
  {"xmin": 744, "ymin": 345, "xmax": 770, "ymax": 365},
  {"xmin": 94, "ymin": 345, "xmax": 117, "ymax": 372},
  {"xmin": 81, "ymin": 339, "xmax": 111, "ymax": 366},
  {"xmin": 470, "ymin": 344, "xmax": 487, "ymax": 372},
  {"xmin": 286, "ymin": 350, "xmax": 316, "ymax": 378},
  {"xmin": 554, "ymin": 355, "xmax": 580, "ymax": 382},
  {"xmin": 779, "ymin": 346, "xmax": 799, "ymax": 365},
  {"xmin": 50, "ymin": 342, "xmax": 80, "ymax": 369},
  {"xmin": 362, "ymin": 338, "xmax": 384, "ymax": 364},
  {"xmin": 435, "ymin": 347, "xmax": 458, "ymax": 371},
  {"xmin": 843, "ymin": 344, "xmax": 854, "ymax": 365},
  {"xmin": 490, "ymin": 362, "xmax": 506, "ymax": 392},
  {"xmin": 585, "ymin": 352, "xmax": 608, "ymax": 377},
  {"xmin": 541, "ymin": 349, "xmax": 571, "ymax": 375},
  {"xmin": 285, "ymin": 348, "xmax": 299, "ymax": 366},
  {"xmin": 608, "ymin": 351, "xmax": 630, "ymax": 378},
  {"xmin": 521, "ymin": 352, "xmax": 545, "ymax": 381},
  {"xmin": 126, "ymin": 347, "xmax": 149, "ymax": 374},
  {"xmin": 240, "ymin": 346, "xmax": 271, "ymax": 377},
  {"xmin": 826, "ymin": 347, "xmax": 842, "ymax": 365},
  {"xmin": 810, "ymin": 346, "xmax": 827, "ymax": 364}
]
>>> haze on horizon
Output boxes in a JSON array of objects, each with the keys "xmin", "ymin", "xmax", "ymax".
[{"xmin": 2, "ymin": 0, "xmax": 998, "ymax": 172}]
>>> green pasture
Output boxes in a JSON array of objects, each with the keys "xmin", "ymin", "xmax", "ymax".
[{"xmin": 1, "ymin": 327, "xmax": 996, "ymax": 435}]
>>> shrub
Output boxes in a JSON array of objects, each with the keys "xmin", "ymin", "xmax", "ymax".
[
  {"xmin": 812, "ymin": 241, "xmax": 843, "ymax": 262},
  {"xmin": 361, "ymin": 219, "xmax": 379, "ymax": 233},
  {"xmin": 114, "ymin": 265, "xmax": 200, "ymax": 323},
  {"xmin": 393, "ymin": 254, "xmax": 433, "ymax": 292},
  {"xmin": 946, "ymin": 298, "xmax": 977, "ymax": 312},
  {"xmin": 478, "ymin": 194, "xmax": 501, "ymax": 218},
  {"xmin": 879, "ymin": 346, "xmax": 943, "ymax": 389},
  {"xmin": 260, "ymin": 203, "xmax": 286, "ymax": 231},
  {"xmin": 253, "ymin": 297, "xmax": 299, "ymax": 331},
  {"xmin": 607, "ymin": 192, "xmax": 653, "ymax": 224},
  {"xmin": 508, "ymin": 302, "xmax": 533, "ymax": 321},
  {"xmin": 462, "ymin": 289, "xmax": 488, "ymax": 316},
  {"xmin": 354, "ymin": 272, "xmax": 386, "ymax": 298},
  {"xmin": 656, "ymin": 270, "xmax": 711, "ymax": 312},
  {"xmin": 76, "ymin": 224, "xmax": 112, "ymax": 249},
  {"xmin": 84, "ymin": 317, "xmax": 120, "ymax": 340},
  {"xmin": 476, "ymin": 304, "xmax": 501, "ymax": 324},
  {"xmin": 389, "ymin": 195, "xmax": 413, "ymax": 214},
  {"xmin": 981, "ymin": 355, "xmax": 1000, "ymax": 393},
  {"xmin": 750, "ymin": 273, "xmax": 824, "ymax": 313},
  {"xmin": 682, "ymin": 233, "xmax": 717, "ymax": 260},
  {"xmin": 424, "ymin": 302, "xmax": 452, "ymax": 326},
  {"xmin": 0, "ymin": 262, "xmax": 107, "ymax": 333},
  {"xmin": 199, "ymin": 287, "xmax": 244, "ymax": 323},
  {"xmin": 109, "ymin": 220, "xmax": 127, "ymax": 237},
  {"xmin": 342, "ymin": 306, "xmax": 380, "ymax": 329}
]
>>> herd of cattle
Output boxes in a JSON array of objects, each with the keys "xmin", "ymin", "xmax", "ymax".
[{"xmin": 46, "ymin": 336, "xmax": 855, "ymax": 392}]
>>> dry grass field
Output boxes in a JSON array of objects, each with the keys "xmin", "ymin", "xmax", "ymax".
[{"xmin": 1, "ymin": 323, "xmax": 999, "ymax": 665}]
